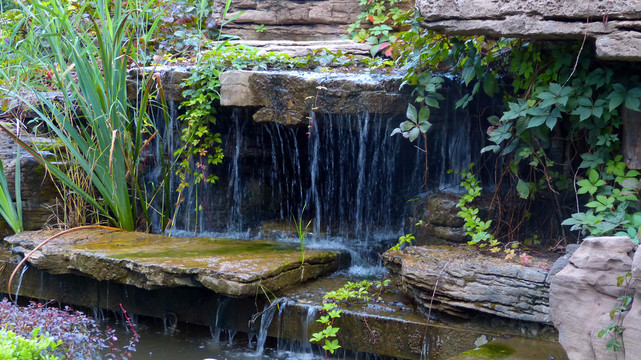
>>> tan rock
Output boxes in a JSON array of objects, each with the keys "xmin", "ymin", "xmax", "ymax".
[
  {"xmin": 550, "ymin": 236, "xmax": 636, "ymax": 360},
  {"xmin": 4, "ymin": 229, "xmax": 349, "ymax": 297}
]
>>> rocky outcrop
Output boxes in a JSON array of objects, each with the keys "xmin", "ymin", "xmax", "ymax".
[
  {"xmin": 549, "ymin": 236, "xmax": 638, "ymax": 360},
  {"xmin": 416, "ymin": 0, "xmax": 641, "ymax": 61},
  {"xmin": 4, "ymin": 229, "xmax": 349, "ymax": 297},
  {"xmin": 406, "ymin": 192, "xmax": 495, "ymax": 245},
  {"xmin": 213, "ymin": 0, "xmax": 362, "ymax": 41},
  {"xmin": 219, "ymin": 70, "xmax": 409, "ymax": 125},
  {"xmin": 382, "ymin": 245, "xmax": 555, "ymax": 324}
]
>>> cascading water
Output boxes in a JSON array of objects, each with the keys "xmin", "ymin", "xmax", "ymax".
[
  {"xmin": 14, "ymin": 264, "xmax": 28, "ymax": 303},
  {"xmin": 147, "ymin": 74, "xmax": 498, "ymax": 270}
]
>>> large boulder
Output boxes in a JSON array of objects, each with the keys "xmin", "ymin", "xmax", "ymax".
[
  {"xmin": 219, "ymin": 70, "xmax": 409, "ymax": 125},
  {"xmin": 416, "ymin": 0, "xmax": 641, "ymax": 61},
  {"xmin": 549, "ymin": 236, "xmax": 636, "ymax": 360}
]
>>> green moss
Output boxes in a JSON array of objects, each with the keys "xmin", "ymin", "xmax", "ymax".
[{"xmin": 459, "ymin": 343, "xmax": 516, "ymax": 359}]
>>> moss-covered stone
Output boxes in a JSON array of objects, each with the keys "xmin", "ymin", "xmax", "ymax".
[
  {"xmin": 458, "ymin": 343, "xmax": 516, "ymax": 358},
  {"xmin": 4, "ymin": 229, "xmax": 349, "ymax": 297}
]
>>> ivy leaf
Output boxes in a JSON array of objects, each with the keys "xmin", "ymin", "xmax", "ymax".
[
  {"xmin": 406, "ymin": 104, "xmax": 417, "ymax": 122},
  {"xmin": 625, "ymin": 87, "xmax": 641, "ymax": 111},
  {"xmin": 607, "ymin": 83, "xmax": 626, "ymax": 111},
  {"xmin": 516, "ymin": 179, "xmax": 530, "ymax": 199},
  {"xmin": 483, "ymin": 74, "xmax": 498, "ymax": 97},
  {"xmin": 424, "ymin": 97, "xmax": 440, "ymax": 108},
  {"xmin": 588, "ymin": 168, "xmax": 599, "ymax": 184},
  {"xmin": 407, "ymin": 127, "xmax": 420, "ymax": 142},
  {"xmin": 481, "ymin": 145, "xmax": 500, "ymax": 153},
  {"xmin": 527, "ymin": 116, "xmax": 547, "ymax": 129},
  {"xmin": 418, "ymin": 106, "xmax": 430, "ymax": 123},
  {"xmin": 419, "ymin": 120, "xmax": 432, "ymax": 133},
  {"xmin": 461, "ymin": 65, "xmax": 475, "ymax": 86}
]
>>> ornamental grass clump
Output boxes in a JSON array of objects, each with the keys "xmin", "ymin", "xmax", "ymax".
[{"xmin": 0, "ymin": 0, "xmax": 167, "ymax": 231}]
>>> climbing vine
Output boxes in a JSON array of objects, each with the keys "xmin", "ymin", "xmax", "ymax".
[{"xmin": 386, "ymin": 9, "xmax": 641, "ymax": 245}]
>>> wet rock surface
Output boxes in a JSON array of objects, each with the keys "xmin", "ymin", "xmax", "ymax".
[
  {"xmin": 416, "ymin": 0, "xmax": 641, "ymax": 61},
  {"xmin": 219, "ymin": 70, "xmax": 409, "ymax": 125},
  {"xmin": 0, "ymin": 129, "xmax": 59, "ymax": 235},
  {"xmin": 550, "ymin": 236, "xmax": 638, "ymax": 360},
  {"xmin": 407, "ymin": 192, "xmax": 492, "ymax": 245},
  {"xmin": 4, "ymin": 229, "xmax": 349, "ymax": 297},
  {"xmin": 382, "ymin": 245, "xmax": 556, "ymax": 324}
]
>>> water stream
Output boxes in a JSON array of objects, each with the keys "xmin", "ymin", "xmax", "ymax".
[{"xmin": 149, "ymin": 82, "xmax": 493, "ymax": 270}]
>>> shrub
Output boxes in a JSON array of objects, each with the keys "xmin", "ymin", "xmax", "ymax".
[
  {"xmin": 0, "ymin": 328, "xmax": 60, "ymax": 360},
  {"xmin": 0, "ymin": 298, "xmax": 136, "ymax": 359}
]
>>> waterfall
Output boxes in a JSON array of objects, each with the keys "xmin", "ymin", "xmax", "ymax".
[
  {"xmin": 255, "ymin": 299, "xmax": 279, "ymax": 354},
  {"xmin": 14, "ymin": 265, "xmax": 28, "ymax": 303},
  {"xmin": 146, "ymin": 76, "xmax": 498, "ymax": 266}
]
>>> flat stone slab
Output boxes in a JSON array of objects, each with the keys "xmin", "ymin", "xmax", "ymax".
[
  {"xmin": 4, "ymin": 229, "xmax": 349, "ymax": 297},
  {"xmin": 383, "ymin": 245, "xmax": 557, "ymax": 324}
]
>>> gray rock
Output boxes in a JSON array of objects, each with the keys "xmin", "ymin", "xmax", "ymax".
[
  {"xmin": 382, "ymin": 245, "xmax": 555, "ymax": 323},
  {"xmin": 213, "ymin": 0, "xmax": 363, "ymax": 41},
  {"xmin": 622, "ymin": 293, "xmax": 641, "ymax": 360},
  {"xmin": 416, "ymin": 0, "xmax": 641, "ymax": 61},
  {"xmin": 546, "ymin": 243, "xmax": 579, "ymax": 283},
  {"xmin": 219, "ymin": 70, "xmax": 409, "ymax": 125},
  {"xmin": 591, "ymin": 312, "xmax": 625, "ymax": 360}
]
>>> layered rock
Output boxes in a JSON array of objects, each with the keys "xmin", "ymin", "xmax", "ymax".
[
  {"xmin": 407, "ymin": 192, "xmax": 497, "ymax": 245},
  {"xmin": 5, "ymin": 229, "xmax": 349, "ymax": 297},
  {"xmin": 416, "ymin": 0, "xmax": 641, "ymax": 61},
  {"xmin": 382, "ymin": 245, "xmax": 555, "ymax": 324},
  {"xmin": 213, "ymin": 0, "xmax": 362, "ymax": 41},
  {"xmin": 549, "ymin": 236, "xmax": 637, "ymax": 360},
  {"xmin": 219, "ymin": 70, "xmax": 409, "ymax": 125}
]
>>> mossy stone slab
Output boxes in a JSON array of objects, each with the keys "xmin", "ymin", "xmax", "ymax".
[{"xmin": 4, "ymin": 229, "xmax": 349, "ymax": 297}]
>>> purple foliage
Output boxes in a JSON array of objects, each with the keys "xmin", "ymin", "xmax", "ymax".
[{"xmin": 0, "ymin": 298, "xmax": 138, "ymax": 359}]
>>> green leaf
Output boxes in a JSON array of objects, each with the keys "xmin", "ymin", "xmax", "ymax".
[
  {"xmin": 527, "ymin": 116, "xmax": 547, "ymax": 129},
  {"xmin": 516, "ymin": 179, "xmax": 530, "ymax": 199},
  {"xmin": 418, "ymin": 106, "xmax": 430, "ymax": 123},
  {"xmin": 407, "ymin": 127, "xmax": 420, "ymax": 142},
  {"xmin": 424, "ymin": 97, "xmax": 440, "ymax": 108},
  {"xmin": 406, "ymin": 103, "xmax": 417, "ymax": 122},
  {"xmin": 483, "ymin": 74, "xmax": 497, "ymax": 97},
  {"xmin": 588, "ymin": 168, "xmax": 599, "ymax": 184},
  {"xmin": 419, "ymin": 120, "xmax": 432, "ymax": 133}
]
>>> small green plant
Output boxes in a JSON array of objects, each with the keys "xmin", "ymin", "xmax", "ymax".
[
  {"xmin": 562, "ymin": 157, "xmax": 641, "ymax": 240},
  {"xmin": 0, "ymin": 328, "xmax": 60, "ymax": 360},
  {"xmin": 292, "ymin": 204, "xmax": 312, "ymax": 265},
  {"xmin": 450, "ymin": 164, "xmax": 499, "ymax": 250},
  {"xmin": 254, "ymin": 24, "xmax": 266, "ymax": 33},
  {"xmin": 390, "ymin": 233, "xmax": 413, "ymax": 251},
  {"xmin": 598, "ymin": 273, "xmax": 633, "ymax": 352},
  {"xmin": 310, "ymin": 279, "xmax": 388, "ymax": 358}
]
